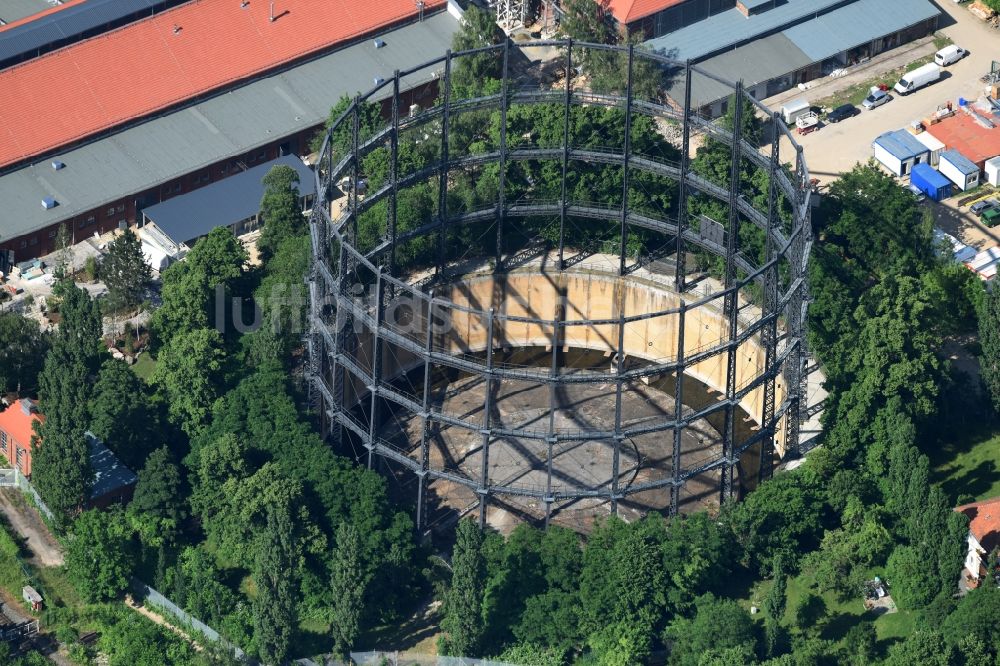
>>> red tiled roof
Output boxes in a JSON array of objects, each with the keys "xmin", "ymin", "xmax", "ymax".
[
  {"xmin": 0, "ymin": 0, "xmax": 444, "ymax": 169},
  {"xmin": 0, "ymin": 0, "xmax": 87, "ymax": 34},
  {"xmin": 0, "ymin": 399, "xmax": 43, "ymax": 450},
  {"xmin": 606, "ymin": 0, "xmax": 684, "ymax": 24},
  {"xmin": 926, "ymin": 112, "xmax": 1000, "ymax": 168},
  {"xmin": 956, "ymin": 496, "xmax": 1000, "ymax": 553}
]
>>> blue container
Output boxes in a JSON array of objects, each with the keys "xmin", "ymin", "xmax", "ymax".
[{"xmin": 911, "ymin": 163, "xmax": 952, "ymax": 202}]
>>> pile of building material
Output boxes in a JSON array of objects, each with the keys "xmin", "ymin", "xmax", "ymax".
[
  {"xmin": 970, "ymin": 1, "xmax": 996, "ymax": 21},
  {"xmin": 966, "ymin": 246, "xmax": 1000, "ymax": 280}
]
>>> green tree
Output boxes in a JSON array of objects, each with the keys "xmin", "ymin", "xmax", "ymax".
[
  {"xmin": 153, "ymin": 328, "xmax": 226, "ymax": 436},
  {"xmin": 66, "ymin": 508, "xmax": 136, "ymax": 602},
  {"xmin": 101, "ymin": 229, "xmax": 152, "ymax": 311},
  {"xmin": 886, "ymin": 545, "xmax": 937, "ymax": 609},
  {"xmin": 792, "ymin": 592, "xmax": 826, "ymax": 634},
  {"xmin": 440, "ymin": 519, "xmax": 487, "ymax": 656},
  {"xmin": 666, "ymin": 594, "xmax": 758, "ymax": 666},
  {"xmin": 329, "ymin": 522, "xmax": 367, "ymax": 660},
  {"xmin": 0, "ymin": 311, "xmax": 48, "ymax": 394},
  {"xmin": 252, "ymin": 506, "xmax": 298, "ymax": 664},
  {"xmin": 90, "ymin": 358, "xmax": 160, "ymax": 469},
  {"xmin": 256, "ymin": 165, "xmax": 304, "ymax": 263},
  {"xmin": 978, "ymin": 281, "xmax": 1000, "ymax": 413},
  {"xmin": 449, "ymin": 4, "xmax": 504, "ymax": 98},
  {"xmin": 32, "ymin": 281, "xmax": 100, "ymax": 524},
  {"xmin": 943, "ymin": 584, "xmax": 1000, "ymax": 656},
  {"xmin": 884, "ymin": 629, "xmax": 956, "ymax": 666},
  {"xmin": 131, "ymin": 446, "xmax": 186, "ymax": 545}
]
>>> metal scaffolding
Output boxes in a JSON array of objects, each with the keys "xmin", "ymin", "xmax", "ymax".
[{"xmin": 305, "ymin": 41, "xmax": 813, "ymax": 532}]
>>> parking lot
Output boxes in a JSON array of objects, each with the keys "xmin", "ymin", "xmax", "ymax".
[{"xmin": 781, "ymin": 0, "xmax": 998, "ymax": 183}]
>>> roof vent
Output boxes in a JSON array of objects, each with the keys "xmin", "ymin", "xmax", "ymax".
[
  {"xmin": 51, "ymin": 160, "xmax": 64, "ymax": 171},
  {"xmin": 41, "ymin": 196, "xmax": 57, "ymax": 210},
  {"xmin": 374, "ymin": 38, "xmax": 385, "ymax": 49},
  {"xmin": 19, "ymin": 399, "xmax": 35, "ymax": 416},
  {"xmin": 374, "ymin": 76, "xmax": 385, "ymax": 86},
  {"xmin": 241, "ymin": 0, "xmax": 249, "ymax": 7}
]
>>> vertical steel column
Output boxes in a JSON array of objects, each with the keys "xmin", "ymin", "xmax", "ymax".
[
  {"xmin": 758, "ymin": 112, "xmax": 781, "ymax": 481},
  {"xmin": 351, "ymin": 97, "xmax": 362, "ymax": 231},
  {"xmin": 720, "ymin": 82, "xmax": 744, "ymax": 505},
  {"xmin": 366, "ymin": 267, "xmax": 385, "ymax": 470},
  {"xmin": 495, "ymin": 42, "xmax": 510, "ymax": 268},
  {"xmin": 558, "ymin": 41, "xmax": 572, "ymax": 270},
  {"xmin": 388, "ymin": 72, "xmax": 401, "ymax": 278},
  {"xmin": 611, "ymin": 285, "xmax": 627, "ymax": 514},
  {"xmin": 437, "ymin": 52, "xmax": 453, "ymax": 277},
  {"xmin": 416, "ymin": 291, "xmax": 436, "ymax": 532},
  {"xmin": 329, "ymin": 239, "xmax": 349, "ymax": 448},
  {"xmin": 670, "ymin": 302, "xmax": 686, "ymax": 515},
  {"xmin": 546, "ymin": 283, "xmax": 563, "ymax": 528},
  {"xmin": 675, "ymin": 61, "xmax": 693, "ymax": 293},
  {"xmin": 478, "ymin": 309, "xmax": 497, "ymax": 528},
  {"xmin": 619, "ymin": 45, "xmax": 634, "ymax": 276}
]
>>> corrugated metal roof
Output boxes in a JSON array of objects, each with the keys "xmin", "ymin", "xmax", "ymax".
[
  {"xmin": 783, "ymin": 0, "xmax": 939, "ymax": 62},
  {"xmin": 0, "ymin": 0, "xmax": 445, "ymax": 170},
  {"xmin": 0, "ymin": 0, "xmax": 63, "ymax": 26},
  {"xmin": 86, "ymin": 432, "xmax": 137, "ymax": 500},
  {"xmin": 0, "ymin": 0, "xmax": 176, "ymax": 67},
  {"xmin": 941, "ymin": 149, "xmax": 980, "ymax": 175},
  {"xmin": 142, "ymin": 155, "xmax": 315, "ymax": 244},
  {"xmin": 913, "ymin": 163, "xmax": 950, "ymax": 188},
  {"xmin": 645, "ymin": 0, "xmax": 845, "ymax": 62},
  {"xmin": 0, "ymin": 11, "xmax": 458, "ymax": 242},
  {"xmin": 667, "ymin": 32, "xmax": 813, "ymax": 108},
  {"xmin": 873, "ymin": 130, "xmax": 929, "ymax": 161}
]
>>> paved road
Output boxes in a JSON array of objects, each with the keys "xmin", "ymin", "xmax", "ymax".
[
  {"xmin": 781, "ymin": 0, "xmax": 1000, "ymax": 182},
  {"xmin": 0, "ymin": 489, "xmax": 63, "ymax": 567}
]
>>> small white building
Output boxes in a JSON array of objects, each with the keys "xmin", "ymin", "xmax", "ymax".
[
  {"xmin": 939, "ymin": 149, "xmax": 980, "ymax": 191},
  {"xmin": 915, "ymin": 131, "xmax": 945, "ymax": 166},
  {"xmin": 955, "ymin": 497, "xmax": 1000, "ymax": 589},
  {"xmin": 872, "ymin": 130, "xmax": 930, "ymax": 177},
  {"xmin": 985, "ymin": 156, "xmax": 1000, "ymax": 187}
]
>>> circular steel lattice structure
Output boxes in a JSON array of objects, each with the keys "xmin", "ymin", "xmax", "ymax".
[{"xmin": 306, "ymin": 40, "xmax": 812, "ymax": 531}]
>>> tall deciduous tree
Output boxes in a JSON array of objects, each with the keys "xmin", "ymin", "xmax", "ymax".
[
  {"xmin": 153, "ymin": 328, "xmax": 226, "ymax": 436},
  {"xmin": 66, "ymin": 508, "xmax": 136, "ymax": 602},
  {"xmin": 440, "ymin": 519, "xmax": 487, "ymax": 656},
  {"xmin": 101, "ymin": 229, "xmax": 152, "ymax": 311},
  {"xmin": 0, "ymin": 312, "xmax": 48, "ymax": 394},
  {"xmin": 329, "ymin": 522, "xmax": 367, "ymax": 660},
  {"xmin": 33, "ymin": 280, "xmax": 100, "ymax": 525},
  {"xmin": 252, "ymin": 505, "xmax": 298, "ymax": 664},
  {"xmin": 450, "ymin": 4, "xmax": 504, "ymax": 98},
  {"xmin": 131, "ymin": 446, "xmax": 186, "ymax": 545},
  {"xmin": 978, "ymin": 283, "xmax": 1000, "ymax": 413},
  {"xmin": 256, "ymin": 165, "xmax": 304, "ymax": 263},
  {"xmin": 90, "ymin": 359, "xmax": 160, "ymax": 469}
]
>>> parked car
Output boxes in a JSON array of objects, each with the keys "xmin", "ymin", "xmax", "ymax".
[
  {"xmin": 906, "ymin": 184, "xmax": 926, "ymax": 203},
  {"xmin": 972, "ymin": 199, "xmax": 1000, "ymax": 216},
  {"xmin": 983, "ymin": 207, "xmax": 1000, "ymax": 227},
  {"xmin": 826, "ymin": 104, "xmax": 859, "ymax": 123},
  {"xmin": 934, "ymin": 44, "xmax": 967, "ymax": 67},
  {"xmin": 862, "ymin": 89, "xmax": 891, "ymax": 110}
]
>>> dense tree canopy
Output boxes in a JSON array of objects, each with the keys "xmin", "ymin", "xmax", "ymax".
[
  {"xmin": 101, "ymin": 229, "xmax": 152, "ymax": 311},
  {"xmin": 0, "ymin": 312, "xmax": 48, "ymax": 394}
]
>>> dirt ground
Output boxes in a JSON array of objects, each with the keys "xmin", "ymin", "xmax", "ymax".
[{"xmin": 0, "ymin": 489, "xmax": 63, "ymax": 567}]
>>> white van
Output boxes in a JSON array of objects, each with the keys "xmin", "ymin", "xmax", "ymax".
[
  {"xmin": 894, "ymin": 63, "xmax": 941, "ymax": 95},
  {"xmin": 934, "ymin": 44, "xmax": 967, "ymax": 67},
  {"xmin": 780, "ymin": 98, "xmax": 811, "ymax": 124}
]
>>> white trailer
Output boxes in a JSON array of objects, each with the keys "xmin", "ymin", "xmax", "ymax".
[
  {"xmin": 985, "ymin": 156, "xmax": 1000, "ymax": 187},
  {"xmin": 780, "ymin": 98, "xmax": 811, "ymax": 125},
  {"xmin": 893, "ymin": 62, "xmax": 941, "ymax": 95},
  {"xmin": 939, "ymin": 149, "xmax": 980, "ymax": 191}
]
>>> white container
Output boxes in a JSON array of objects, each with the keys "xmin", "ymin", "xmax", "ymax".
[
  {"xmin": 934, "ymin": 45, "xmax": 965, "ymax": 66},
  {"xmin": 915, "ymin": 131, "xmax": 945, "ymax": 166},
  {"xmin": 985, "ymin": 156, "xmax": 1000, "ymax": 187},
  {"xmin": 780, "ymin": 98, "xmax": 811, "ymax": 124}
]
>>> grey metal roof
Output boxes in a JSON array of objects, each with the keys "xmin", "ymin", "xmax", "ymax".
[
  {"xmin": 142, "ymin": 154, "xmax": 316, "ymax": 244},
  {"xmin": 742, "ymin": 0, "xmax": 776, "ymax": 10},
  {"xmin": 0, "ymin": 0, "xmax": 52, "ymax": 25},
  {"xmin": 645, "ymin": 0, "xmax": 846, "ymax": 62},
  {"xmin": 0, "ymin": 0, "xmax": 172, "ymax": 67},
  {"xmin": 783, "ymin": 0, "xmax": 940, "ymax": 62},
  {"xmin": 669, "ymin": 32, "xmax": 813, "ymax": 108},
  {"xmin": 940, "ymin": 149, "xmax": 980, "ymax": 175},
  {"xmin": 874, "ymin": 130, "xmax": 929, "ymax": 161},
  {"xmin": 86, "ymin": 432, "xmax": 137, "ymax": 500},
  {"xmin": 0, "ymin": 10, "xmax": 458, "ymax": 244}
]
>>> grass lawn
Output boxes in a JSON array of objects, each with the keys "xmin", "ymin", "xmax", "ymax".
[
  {"xmin": 131, "ymin": 353, "xmax": 157, "ymax": 382},
  {"xmin": 925, "ymin": 421, "xmax": 1000, "ymax": 504}
]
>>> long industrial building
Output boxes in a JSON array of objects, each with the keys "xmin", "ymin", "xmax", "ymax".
[
  {"xmin": 642, "ymin": 0, "xmax": 940, "ymax": 115},
  {"xmin": 0, "ymin": 0, "xmax": 459, "ymax": 266}
]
